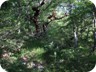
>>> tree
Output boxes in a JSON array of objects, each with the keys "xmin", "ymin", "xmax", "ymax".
[{"xmin": 0, "ymin": 0, "xmax": 96, "ymax": 72}]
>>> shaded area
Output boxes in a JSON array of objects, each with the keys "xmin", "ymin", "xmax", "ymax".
[{"xmin": 0, "ymin": 0, "xmax": 96, "ymax": 72}]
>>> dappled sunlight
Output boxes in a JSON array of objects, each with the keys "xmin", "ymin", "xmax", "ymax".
[{"xmin": 0, "ymin": 0, "xmax": 96, "ymax": 72}]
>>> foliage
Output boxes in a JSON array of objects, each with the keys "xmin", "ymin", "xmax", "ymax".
[{"xmin": 0, "ymin": 0, "xmax": 96, "ymax": 72}]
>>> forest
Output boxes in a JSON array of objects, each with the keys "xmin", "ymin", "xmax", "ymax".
[{"xmin": 0, "ymin": 0, "xmax": 96, "ymax": 72}]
